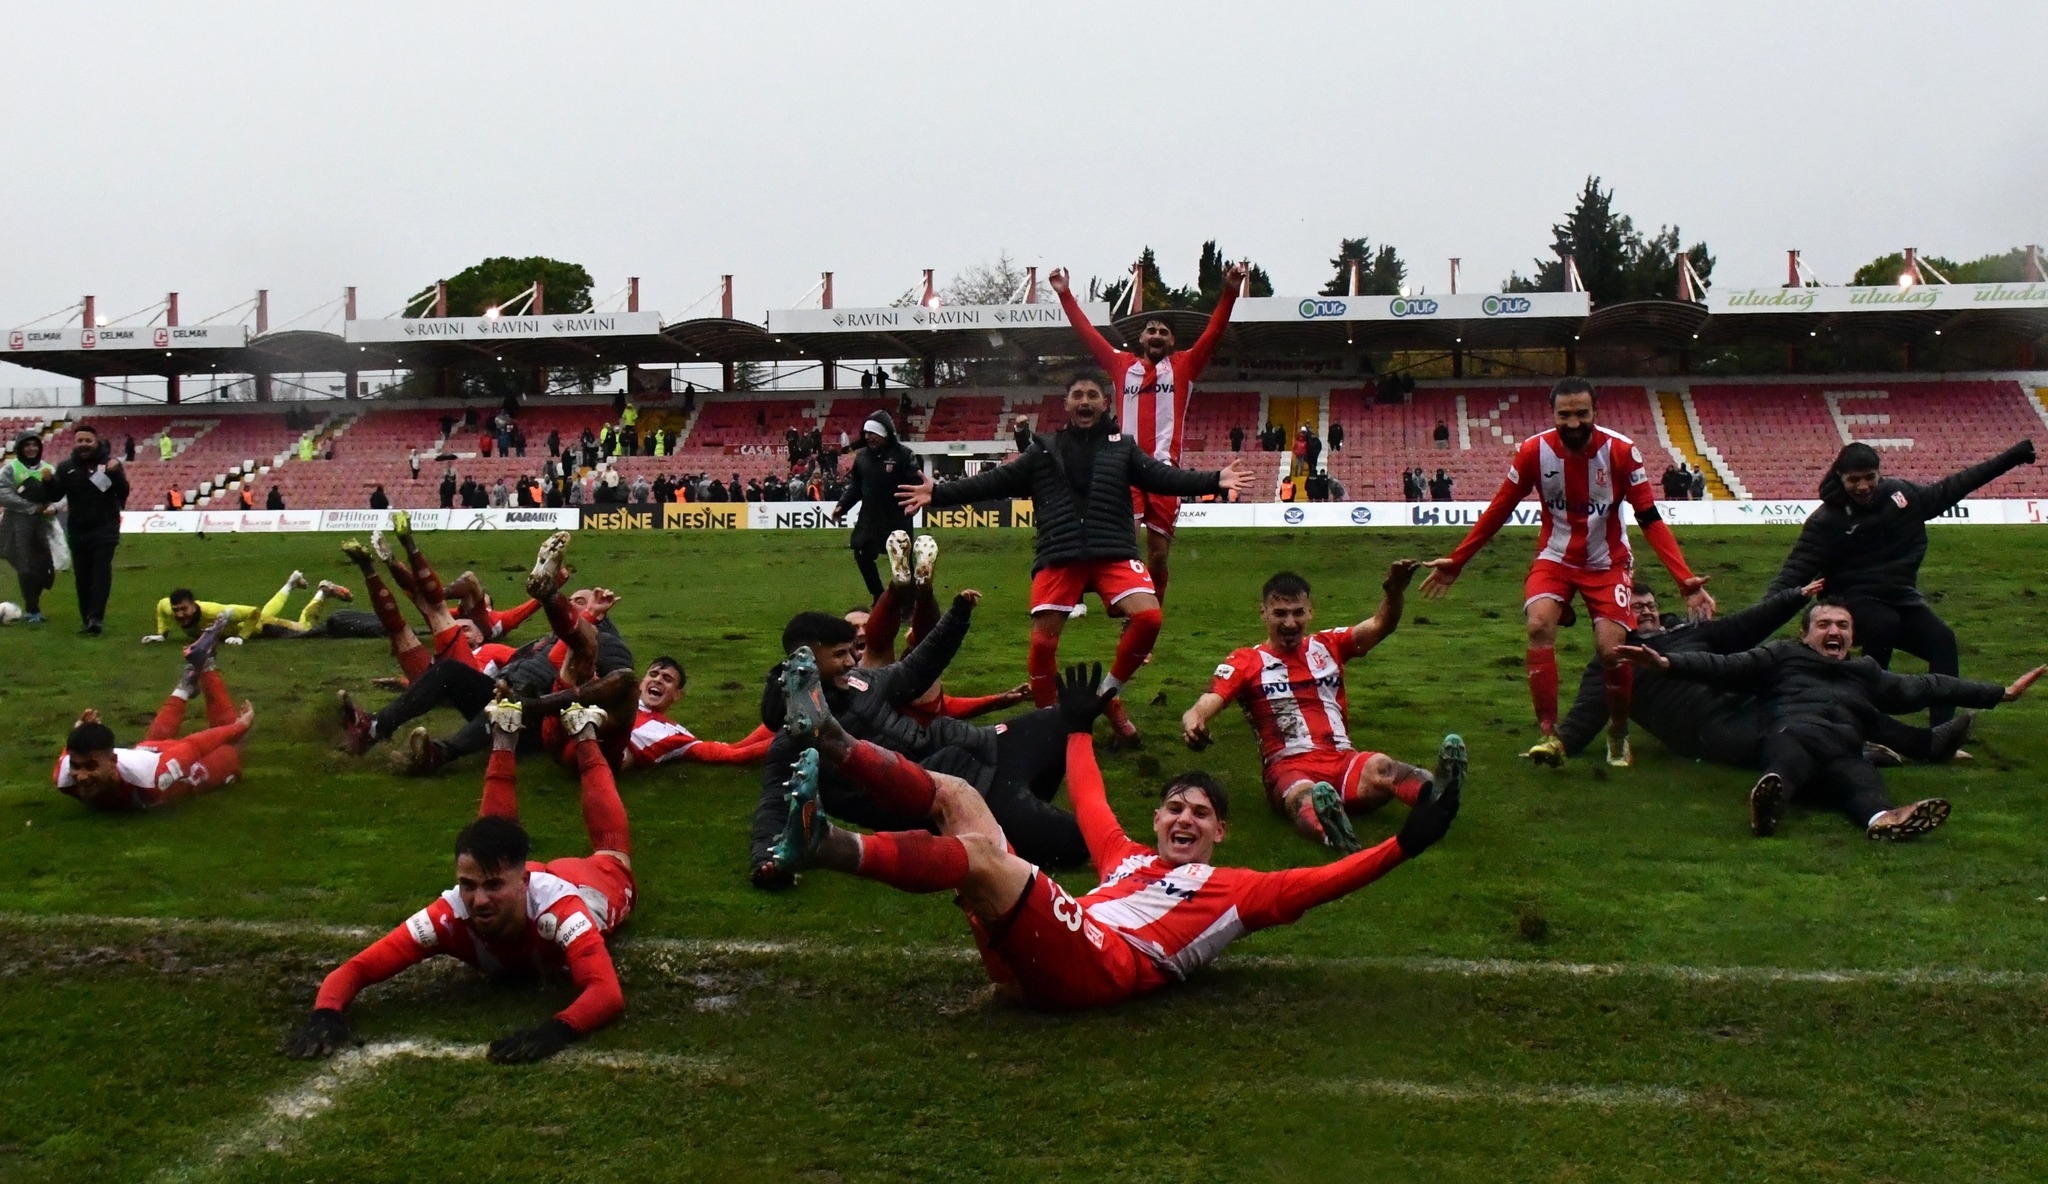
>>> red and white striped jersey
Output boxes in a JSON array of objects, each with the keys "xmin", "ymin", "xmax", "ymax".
[
  {"xmin": 1448, "ymin": 426, "xmax": 1657, "ymax": 575},
  {"xmin": 1209, "ymin": 628, "xmax": 1361, "ymax": 767},
  {"xmin": 53, "ymin": 746, "xmax": 183, "ymax": 810},
  {"xmin": 627, "ymin": 707, "xmax": 699, "ymax": 766},
  {"xmin": 1057, "ymin": 286, "xmax": 1238, "ymax": 463}
]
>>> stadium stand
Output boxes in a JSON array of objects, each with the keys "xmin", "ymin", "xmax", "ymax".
[
  {"xmin": 1180, "ymin": 391, "xmax": 1262, "ymax": 453},
  {"xmin": 687, "ymin": 398, "xmax": 816, "ymax": 448},
  {"xmin": 921, "ymin": 395, "xmax": 1005, "ymax": 442},
  {"xmin": 1687, "ymin": 378, "xmax": 2048, "ymax": 498},
  {"xmin": 40, "ymin": 409, "xmax": 332, "ymax": 509}
]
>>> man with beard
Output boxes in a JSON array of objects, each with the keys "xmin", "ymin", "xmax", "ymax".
[
  {"xmin": 831, "ymin": 409, "xmax": 923, "ymax": 599},
  {"xmin": 1179, "ymin": 565, "xmax": 1447, "ymax": 853},
  {"xmin": 1420, "ymin": 378, "xmax": 1714, "ymax": 768},
  {"xmin": 22, "ymin": 423, "xmax": 127, "ymax": 634},
  {"xmin": 1766, "ymin": 438, "xmax": 2035, "ymax": 725},
  {"xmin": 896, "ymin": 375, "xmax": 1246, "ymax": 744},
  {"xmin": 1618, "ymin": 598, "xmax": 2043, "ymax": 840},
  {"xmin": 1048, "ymin": 260, "xmax": 1247, "ymax": 606}
]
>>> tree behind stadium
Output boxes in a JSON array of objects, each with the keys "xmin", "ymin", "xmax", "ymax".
[
  {"xmin": 1850, "ymin": 247, "xmax": 2042, "ymax": 287},
  {"xmin": 400, "ymin": 256, "xmax": 598, "ymax": 401},
  {"xmin": 1320, "ymin": 238, "xmax": 1408, "ymax": 296},
  {"xmin": 1505, "ymin": 176, "xmax": 1714, "ymax": 305}
]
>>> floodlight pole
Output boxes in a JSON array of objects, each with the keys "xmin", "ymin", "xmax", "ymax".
[
  {"xmin": 80, "ymin": 295, "xmax": 95, "ymax": 407},
  {"xmin": 165, "ymin": 292, "xmax": 180, "ymax": 405}
]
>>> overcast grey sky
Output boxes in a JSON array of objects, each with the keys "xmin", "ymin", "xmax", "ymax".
[{"xmin": 3, "ymin": 1, "xmax": 2042, "ymax": 386}]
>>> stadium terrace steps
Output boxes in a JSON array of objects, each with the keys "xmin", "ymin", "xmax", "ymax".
[{"xmin": 1654, "ymin": 391, "xmax": 1731, "ymax": 499}]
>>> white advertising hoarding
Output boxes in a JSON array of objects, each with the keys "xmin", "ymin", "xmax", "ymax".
[
  {"xmin": 7, "ymin": 324, "xmax": 249, "ymax": 353},
  {"xmin": 344, "ymin": 311, "xmax": 664, "ymax": 344},
  {"xmin": 122, "ymin": 508, "xmax": 578, "ymax": 533},
  {"xmin": 766, "ymin": 303, "xmax": 1111, "ymax": 334},
  {"xmin": 1228, "ymin": 291, "xmax": 1590, "ymax": 324},
  {"xmin": 1709, "ymin": 282, "xmax": 2048, "ymax": 316}
]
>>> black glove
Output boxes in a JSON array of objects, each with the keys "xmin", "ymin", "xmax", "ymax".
[
  {"xmin": 951, "ymin": 593, "xmax": 978, "ymax": 615},
  {"xmin": 1057, "ymin": 663, "xmax": 1109, "ymax": 734},
  {"xmin": 1395, "ymin": 778, "xmax": 1461, "ymax": 859},
  {"xmin": 487, "ymin": 1017, "xmax": 578, "ymax": 1064},
  {"xmin": 281, "ymin": 1008, "xmax": 351, "ymax": 1060},
  {"xmin": 2016, "ymin": 439, "xmax": 2037, "ymax": 466}
]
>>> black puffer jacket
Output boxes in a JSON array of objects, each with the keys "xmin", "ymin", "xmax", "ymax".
[
  {"xmin": 836, "ymin": 410, "xmax": 922, "ymax": 550},
  {"xmin": 1559, "ymin": 587, "xmax": 1809, "ymax": 758},
  {"xmin": 927, "ymin": 417, "xmax": 1222, "ymax": 571},
  {"xmin": 1766, "ymin": 440, "xmax": 2033, "ymax": 605},
  {"xmin": 26, "ymin": 440, "xmax": 129, "ymax": 542},
  {"xmin": 1662, "ymin": 639, "xmax": 2006, "ymax": 755}
]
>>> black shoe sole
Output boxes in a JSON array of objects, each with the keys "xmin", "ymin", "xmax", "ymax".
[{"xmin": 1749, "ymin": 774, "xmax": 1783, "ymax": 837}]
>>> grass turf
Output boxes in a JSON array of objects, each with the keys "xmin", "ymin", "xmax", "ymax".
[{"xmin": 2, "ymin": 525, "xmax": 2046, "ymax": 1180}]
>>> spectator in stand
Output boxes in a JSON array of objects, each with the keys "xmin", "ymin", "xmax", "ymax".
[
  {"xmin": 861, "ymin": 369, "xmax": 874, "ymax": 390},
  {"xmin": 877, "ymin": 369, "xmax": 889, "ymax": 390},
  {"xmin": 369, "ymin": 485, "xmax": 390, "ymax": 511},
  {"xmin": 746, "ymin": 478, "xmax": 764, "ymax": 502},
  {"xmin": 838, "ymin": 427, "xmax": 849, "ymax": 451},
  {"xmin": 1327, "ymin": 471, "xmax": 1348, "ymax": 500},
  {"xmin": 1306, "ymin": 470, "xmax": 1330, "ymax": 502},
  {"xmin": 1229, "ymin": 424, "xmax": 1245, "ymax": 452},
  {"xmin": 1291, "ymin": 427, "xmax": 1309, "ymax": 480},
  {"xmin": 23, "ymin": 423, "xmax": 126, "ymax": 634},
  {"xmin": 266, "ymin": 485, "xmax": 285, "ymax": 510},
  {"xmin": 160, "ymin": 433, "xmax": 175, "ymax": 462},
  {"xmin": 1329, "ymin": 421, "xmax": 1344, "ymax": 452},
  {"xmin": 566, "ymin": 477, "xmax": 586, "ymax": 506},
  {"xmin": 1690, "ymin": 466, "xmax": 1707, "ymax": 501},
  {"xmin": 727, "ymin": 474, "xmax": 744, "ymax": 502},
  {"xmin": 462, "ymin": 406, "xmax": 479, "ymax": 431},
  {"xmin": 683, "ymin": 384, "xmax": 697, "ymax": 414},
  {"xmin": 1402, "ymin": 468, "xmax": 1424, "ymax": 503},
  {"xmin": 167, "ymin": 488, "xmax": 185, "ymax": 510},
  {"xmin": 652, "ymin": 474, "xmax": 672, "ymax": 504},
  {"xmin": 479, "ymin": 429, "xmax": 494, "ymax": 458},
  {"xmin": 898, "ymin": 391, "xmax": 914, "ymax": 423},
  {"xmin": 755, "ymin": 406, "xmax": 767, "ymax": 431},
  {"xmin": 703, "ymin": 477, "xmax": 726, "ymax": 503},
  {"xmin": 123, "ymin": 434, "xmax": 136, "ymax": 462},
  {"xmin": 1660, "ymin": 465, "xmax": 1680, "ymax": 500},
  {"xmin": 630, "ymin": 475, "xmax": 651, "ymax": 504},
  {"xmin": 440, "ymin": 413, "xmax": 457, "ymax": 440},
  {"xmin": 489, "ymin": 479, "xmax": 509, "ymax": 508},
  {"xmin": 439, "ymin": 470, "xmax": 457, "ymax": 509},
  {"xmin": 544, "ymin": 479, "xmax": 563, "ymax": 508},
  {"xmin": 1434, "ymin": 419, "xmax": 1450, "ymax": 448},
  {"xmin": 239, "ymin": 486, "xmax": 255, "ymax": 510},
  {"xmin": 787, "ymin": 427, "xmax": 802, "ymax": 462},
  {"xmin": 1430, "ymin": 469, "xmax": 1454, "ymax": 501},
  {"xmin": 1, "ymin": 433, "xmax": 57, "ymax": 625},
  {"xmin": 517, "ymin": 478, "xmax": 539, "ymax": 508},
  {"xmin": 621, "ymin": 399, "xmax": 639, "ymax": 432},
  {"xmin": 512, "ymin": 425, "xmax": 527, "ymax": 458},
  {"xmin": 579, "ymin": 428, "xmax": 598, "ymax": 469},
  {"xmin": 1305, "ymin": 428, "xmax": 1323, "ymax": 473},
  {"xmin": 408, "ymin": 447, "xmax": 421, "ymax": 481}
]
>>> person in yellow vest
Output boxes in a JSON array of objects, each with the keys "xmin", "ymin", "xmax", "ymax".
[
  {"xmin": 298, "ymin": 437, "xmax": 314, "ymax": 462},
  {"xmin": 653, "ymin": 428, "xmax": 666, "ymax": 458},
  {"xmin": 621, "ymin": 399, "xmax": 639, "ymax": 430},
  {"xmin": 143, "ymin": 570, "xmax": 358, "ymax": 644},
  {"xmin": 160, "ymin": 433, "xmax": 175, "ymax": 461}
]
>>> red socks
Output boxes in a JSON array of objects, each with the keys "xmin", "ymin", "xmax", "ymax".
[
  {"xmin": 1027, "ymin": 629, "xmax": 1061, "ymax": 707},
  {"xmin": 407, "ymin": 548, "xmax": 444, "ymax": 607},
  {"xmin": 198, "ymin": 669, "xmax": 235, "ymax": 727},
  {"xmin": 1527, "ymin": 645, "xmax": 1560, "ymax": 735},
  {"xmin": 1291, "ymin": 794, "xmax": 1327, "ymax": 841},
  {"xmin": 541, "ymin": 593, "xmax": 582, "ymax": 643},
  {"xmin": 365, "ymin": 573, "xmax": 408, "ymax": 639},
  {"xmin": 841, "ymin": 740, "xmax": 937, "ymax": 815},
  {"xmin": 865, "ymin": 585, "xmax": 902, "ymax": 659},
  {"xmin": 573, "ymin": 738, "xmax": 632, "ymax": 855},
  {"xmin": 906, "ymin": 588, "xmax": 940, "ymax": 651},
  {"xmin": 1602, "ymin": 661, "xmax": 1634, "ymax": 733},
  {"xmin": 855, "ymin": 831, "xmax": 969, "ymax": 893},
  {"xmin": 1110, "ymin": 607, "xmax": 1163, "ymax": 685},
  {"xmin": 480, "ymin": 748, "xmax": 520, "ymax": 821}
]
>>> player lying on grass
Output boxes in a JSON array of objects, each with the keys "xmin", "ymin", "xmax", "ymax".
[
  {"xmin": 338, "ymin": 526, "xmax": 517, "ymax": 684},
  {"xmin": 896, "ymin": 373, "xmax": 1248, "ymax": 746},
  {"xmin": 143, "ymin": 570, "xmax": 378, "ymax": 644},
  {"xmin": 848, "ymin": 529, "xmax": 1030, "ymax": 723},
  {"xmin": 1557, "ymin": 581, "xmax": 1972, "ymax": 768},
  {"xmin": 285, "ymin": 700, "xmax": 635, "ymax": 1065},
  {"xmin": 622, "ymin": 656, "xmax": 775, "ymax": 770},
  {"xmin": 1180, "ymin": 563, "xmax": 1443, "ymax": 852},
  {"xmin": 1617, "ymin": 598, "xmax": 2044, "ymax": 840},
  {"xmin": 1420, "ymin": 377, "xmax": 1714, "ymax": 769},
  {"xmin": 361, "ymin": 519, "xmax": 543, "ymax": 646},
  {"xmin": 58, "ymin": 612, "xmax": 255, "ymax": 810},
  {"xmin": 768, "ymin": 658, "xmax": 1462, "ymax": 1009},
  {"xmin": 751, "ymin": 608, "xmax": 1087, "ymax": 887}
]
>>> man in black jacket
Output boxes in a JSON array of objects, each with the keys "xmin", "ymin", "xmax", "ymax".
[
  {"xmin": 832, "ymin": 409, "xmax": 922, "ymax": 598},
  {"xmin": 24, "ymin": 423, "xmax": 127, "ymax": 634},
  {"xmin": 1619, "ymin": 598, "xmax": 2042, "ymax": 840},
  {"xmin": 1767, "ymin": 439, "xmax": 2034, "ymax": 724},
  {"xmin": 897, "ymin": 375, "xmax": 1246, "ymax": 744},
  {"xmin": 750, "ymin": 608, "xmax": 1085, "ymax": 887}
]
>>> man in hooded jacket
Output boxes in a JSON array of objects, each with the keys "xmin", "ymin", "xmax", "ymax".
[
  {"xmin": 1, "ymin": 432, "xmax": 56, "ymax": 622},
  {"xmin": 831, "ymin": 409, "xmax": 923, "ymax": 599},
  {"xmin": 1767, "ymin": 438, "xmax": 2034, "ymax": 724}
]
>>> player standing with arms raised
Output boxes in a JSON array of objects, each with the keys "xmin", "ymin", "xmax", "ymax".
[
  {"xmin": 1049, "ymin": 260, "xmax": 1246, "ymax": 604},
  {"xmin": 1420, "ymin": 378, "xmax": 1714, "ymax": 767}
]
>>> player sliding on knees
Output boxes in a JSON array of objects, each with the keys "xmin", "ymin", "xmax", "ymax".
[
  {"xmin": 1181, "ymin": 564, "xmax": 1454, "ymax": 852},
  {"xmin": 848, "ymin": 529, "xmax": 1030, "ymax": 723},
  {"xmin": 57, "ymin": 611, "xmax": 256, "ymax": 810},
  {"xmin": 1420, "ymin": 377, "xmax": 1713, "ymax": 769},
  {"xmin": 897, "ymin": 374, "xmax": 1246, "ymax": 746},
  {"xmin": 142, "ymin": 569, "xmax": 373, "ymax": 645},
  {"xmin": 285, "ymin": 699, "xmax": 636, "ymax": 1064},
  {"xmin": 1048, "ymin": 260, "xmax": 1248, "ymax": 607},
  {"xmin": 768, "ymin": 659, "xmax": 1462, "ymax": 1009}
]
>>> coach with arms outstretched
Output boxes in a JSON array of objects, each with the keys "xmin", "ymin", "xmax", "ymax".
[{"xmin": 1767, "ymin": 438, "xmax": 2034, "ymax": 725}]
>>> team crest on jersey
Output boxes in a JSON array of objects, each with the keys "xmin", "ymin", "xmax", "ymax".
[
  {"xmin": 1109, "ymin": 433, "xmax": 1122, "ymax": 441},
  {"xmin": 846, "ymin": 673, "xmax": 870, "ymax": 692},
  {"xmin": 1892, "ymin": 490, "xmax": 1909, "ymax": 509},
  {"xmin": 536, "ymin": 913, "xmax": 558, "ymax": 942}
]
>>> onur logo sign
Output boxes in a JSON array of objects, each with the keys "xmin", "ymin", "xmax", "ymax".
[
  {"xmin": 1389, "ymin": 297, "xmax": 1440, "ymax": 317},
  {"xmin": 1297, "ymin": 298, "xmax": 1347, "ymax": 319},
  {"xmin": 1482, "ymin": 296, "xmax": 1532, "ymax": 316}
]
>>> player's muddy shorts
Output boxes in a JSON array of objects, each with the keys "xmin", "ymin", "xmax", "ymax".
[{"xmin": 1264, "ymin": 748, "xmax": 1384, "ymax": 812}]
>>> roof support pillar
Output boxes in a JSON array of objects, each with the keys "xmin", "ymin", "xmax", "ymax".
[
  {"xmin": 922, "ymin": 356, "xmax": 936, "ymax": 388},
  {"xmin": 1129, "ymin": 261, "xmax": 1144, "ymax": 314},
  {"xmin": 627, "ymin": 276, "xmax": 640, "ymax": 312},
  {"xmin": 2026, "ymin": 246, "xmax": 2045, "ymax": 282},
  {"xmin": 434, "ymin": 281, "xmax": 448, "ymax": 318},
  {"xmin": 920, "ymin": 269, "xmax": 937, "ymax": 306},
  {"xmin": 165, "ymin": 292, "xmax": 180, "ymax": 406},
  {"xmin": 255, "ymin": 373, "xmax": 273, "ymax": 403},
  {"xmin": 823, "ymin": 358, "xmax": 837, "ymax": 390},
  {"xmin": 345, "ymin": 286, "xmax": 357, "ymax": 321},
  {"xmin": 1450, "ymin": 258, "xmax": 1461, "ymax": 295},
  {"xmin": 1451, "ymin": 344, "xmax": 1464, "ymax": 379},
  {"xmin": 722, "ymin": 362, "xmax": 735, "ymax": 391},
  {"xmin": 821, "ymin": 271, "xmax": 834, "ymax": 310},
  {"xmin": 534, "ymin": 278, "xmax": 545, "ymax": 316},
  {"xmin": 1787, "ymin": 250, "xmax": 1802, "ymax": 287},
  {"xmin": 1347, "ymin": 258, "xmax": 1361, "ymax": 296},
  {"xmin": 1025, "ymin": 267, "xmax": 1038, "ymax": 303},
  {"xmin": 345, "ymin": 370, "xmax": 358, "ymax": 400},
  {"xmin": 80, "ymin": 296, "xmax": 95, "ymax": 407},
  {"xmin": 256, "ymin": 289, "xmax": 269, "ymax": 334},
  {"xmin": 721, "ymin": 276, "xmax": 734, "ymax": 319}
]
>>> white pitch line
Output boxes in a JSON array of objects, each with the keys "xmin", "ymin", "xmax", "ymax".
[
  {"xmin": 158, "ymin": 1040, "xmax": 721, "ymax": 1183},
  {"xmin": 12, "ymin": 911, "xmax": 2047, "ymax": 989},
  {"xmin": 1310, "ymin": 1076, "xmax": 1699, "ymax": 1109}
]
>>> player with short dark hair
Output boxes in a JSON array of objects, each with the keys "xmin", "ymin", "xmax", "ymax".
[
  {"xmin": 766, "ymin": 660, "xmax": 1463, "ymax": 1009},
  {"xmin": 144, "ymin": 570, "xmax": 368, "ymax": 645},
  {"xmin": 1180, "ymin": 561, "xmax": 1447, "ymax": 851},
  {"xmin": 1421, "ymin": 377, "xmax": 1714, "ymax": 768},
  {"xmin": 56, "ymin": 612, "xmax": 254, "ymax": 810},
  {"xmin": 625, "ymin": 655, "xmax": 775, "ymax": 769},
  {"xmin": 284, "ymin": 700, "xmax": 636, "ymax": 1064},
  {"xmin": 1047, "ymin": 260, "xmax": 1248, "ymax": 606},
  {"xmin": 897, "ymin": 374, "xmax": 1247, "ymax": 745}
]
